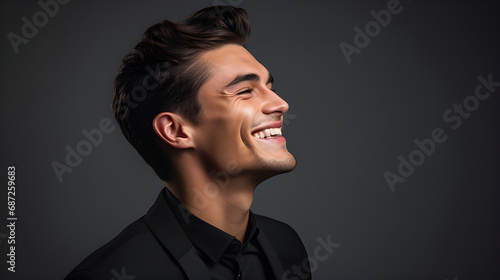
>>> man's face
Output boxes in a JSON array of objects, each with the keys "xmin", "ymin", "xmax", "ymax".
[{"xmin": 191, "ymin": 44, "xmax": 296, "ymax": 181}]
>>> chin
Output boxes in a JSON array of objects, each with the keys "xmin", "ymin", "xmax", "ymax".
[
  {"xmin": 255, "ymin": 153, "xmax": 297, "ymax": 178},
  {"xmin": 272, "ymin": 156, "xmax": 297, "ymax": 173}
]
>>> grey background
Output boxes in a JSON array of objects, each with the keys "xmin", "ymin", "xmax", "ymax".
[{"xmin": 1, "ymin": 0, "xmax": 499, "ymax": 279}]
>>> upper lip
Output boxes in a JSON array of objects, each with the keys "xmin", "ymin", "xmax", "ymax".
[{"xmin": 250, "ymin": 121, "xmax": 283, "ymax": 134}]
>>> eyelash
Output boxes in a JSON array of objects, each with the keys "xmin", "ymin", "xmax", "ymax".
[
  {"xmin": 236, "ymin": 89, "xmax": 252, "ymax": 95},
  {"xmin": 236, "ymin": 88, "xmax": 276, "ymax": 95}
]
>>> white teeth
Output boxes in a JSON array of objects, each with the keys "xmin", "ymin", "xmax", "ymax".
[
  {"xmin": 252, "ymin": 127, "xmax": 282, "ymax": 139},
  {"xmin": 272, "ymin": 128, "xmax": 282, "ymax": 136}
]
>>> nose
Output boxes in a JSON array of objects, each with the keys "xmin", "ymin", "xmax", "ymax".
[{"xmin": 262, "ymin": 88, "xmax": 289, "ymax": 116}]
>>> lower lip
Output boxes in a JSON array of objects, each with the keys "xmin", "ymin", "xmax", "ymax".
[{"xmin": 254, "ymin": 136, "xmax": 286, "ymax": 143}]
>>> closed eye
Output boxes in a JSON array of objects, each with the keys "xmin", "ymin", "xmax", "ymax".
[{"xmin": 236, "ymin": 89, "xmax": 252, "ymax": 95}]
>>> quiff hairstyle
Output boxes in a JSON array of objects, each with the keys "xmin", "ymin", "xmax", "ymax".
[{"xmin": 112, "ymin": 6, "xmax": 250, "ymax": 181}]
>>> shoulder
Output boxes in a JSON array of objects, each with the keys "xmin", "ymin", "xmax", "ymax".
[
  {"xmin": 254, "ymin": 214, "xmax": 311, "ymax": 277},
  {"xmin": 64, "ymin": 216, "xmax": 184, "ymax": 280},
  {"xmin": 254, "ymin": 214, "xmax": 305, "ymax": 247}
]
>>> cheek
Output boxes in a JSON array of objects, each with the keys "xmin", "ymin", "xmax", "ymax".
[
  {"xmin": 207, "ymin": 100, "xmax": 256, "ymax": 138},
  {"xmin": 195, "ymin": 114, "xmax": 243, "ymax": 156},
  {"xmin": 196, "ymin": 95, "xmax": 261, "ymax": 154}
]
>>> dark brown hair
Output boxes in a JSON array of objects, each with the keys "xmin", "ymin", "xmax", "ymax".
[{"xmin": 112, "ymin": 6, "xmax": 250, "ymax": 181}]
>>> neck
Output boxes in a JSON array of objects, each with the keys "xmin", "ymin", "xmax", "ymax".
[{"xmin": 166, "ymin": 155, "xmax": 257, "ymax": 242}]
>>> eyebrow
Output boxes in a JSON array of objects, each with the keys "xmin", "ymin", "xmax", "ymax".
[{"xmin": 224, "ymin": 72, "xmax": 274, "ymax": 88}]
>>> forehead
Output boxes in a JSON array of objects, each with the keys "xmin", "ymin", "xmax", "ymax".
[{"xmin": 200, "ymin": 44, "xmax": 269, "ymax": 86}]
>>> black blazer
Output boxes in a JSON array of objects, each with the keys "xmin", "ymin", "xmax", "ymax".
[{"xmin": 65, "ymin": 188, "xmax": 311, "ymax": 280}]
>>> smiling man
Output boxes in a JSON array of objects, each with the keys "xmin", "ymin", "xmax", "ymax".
[{"xmin": 65, "ymin": 5, "xmax": 310, "ymax": 280}]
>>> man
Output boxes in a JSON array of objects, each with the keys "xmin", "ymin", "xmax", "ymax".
[{"xmin": 65, "ymin": 5, "xmax": 311, "ymax": 280}]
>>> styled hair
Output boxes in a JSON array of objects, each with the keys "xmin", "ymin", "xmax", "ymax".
[{"xmin": 112, "ymin": 6, "xmax": 251, "ymax": 181}]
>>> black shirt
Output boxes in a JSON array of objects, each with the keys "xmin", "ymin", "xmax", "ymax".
[{"xmin": 164, "ymin": 189, "xmax": 275, "ymax": 280}]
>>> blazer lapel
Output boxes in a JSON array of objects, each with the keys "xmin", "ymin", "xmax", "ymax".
[
  {"xmin": 144, "ymin": 188, "xmax": 210, "ymax": 280},
  {"xmin": 257, "ymin": 230, "xmax": 286, "ymax": 280}
]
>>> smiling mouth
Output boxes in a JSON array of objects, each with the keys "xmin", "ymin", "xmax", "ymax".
[{"xmin": 252, "ymin": 127, "xmax": 282, "ymax": 139}]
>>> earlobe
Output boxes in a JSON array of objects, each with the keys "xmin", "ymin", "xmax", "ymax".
[{"xmin": 153, "ymin": 112, "xmax": 194, "ymax": 149}]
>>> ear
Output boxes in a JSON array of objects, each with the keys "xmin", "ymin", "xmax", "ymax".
[{"xmin": 153, "ymin": 112, "xmax": 195, "ymax": 149}]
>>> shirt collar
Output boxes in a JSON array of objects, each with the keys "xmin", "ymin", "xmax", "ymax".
[{"xmin": 164, "ymin": 187, "xmax": 260, "ymax": 263}]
